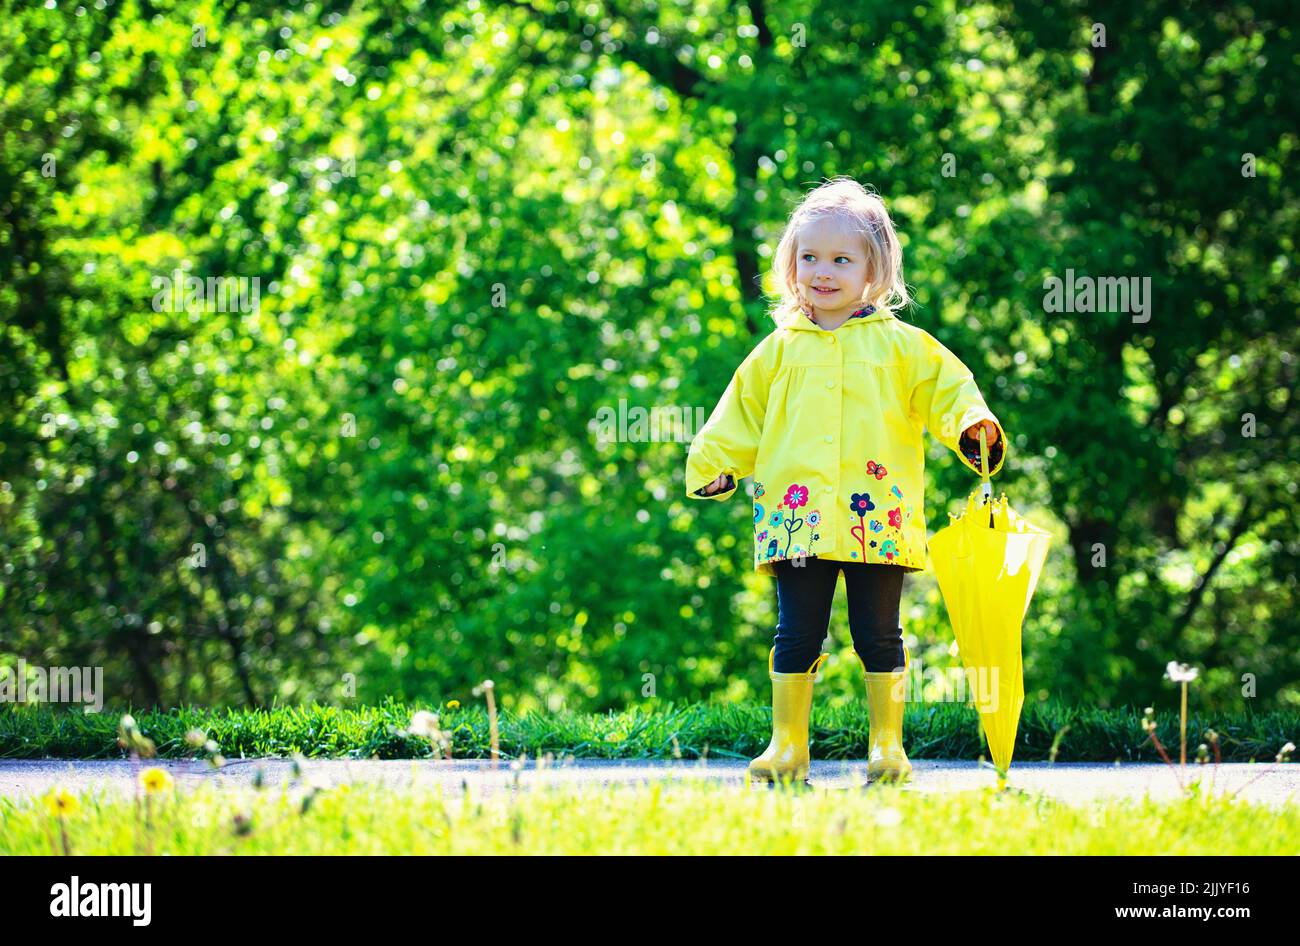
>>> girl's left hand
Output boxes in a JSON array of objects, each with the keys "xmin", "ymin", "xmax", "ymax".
[{"xmin": 962, "ymin": 420, "xmax": 1000, "ymax": 446}]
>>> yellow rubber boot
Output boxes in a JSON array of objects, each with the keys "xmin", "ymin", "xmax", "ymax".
[
  {"xmin": 859, "ymin": 645, "xmax": 913, "ymax": 783},
  {"xmin": 747, "ymin": 648, "xmax": 828, "ymax": 783}
]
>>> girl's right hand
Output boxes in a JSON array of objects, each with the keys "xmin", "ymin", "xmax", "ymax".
[{"xmin": 699, "ymin": 473, "xmax": 732, "ymax": 495}]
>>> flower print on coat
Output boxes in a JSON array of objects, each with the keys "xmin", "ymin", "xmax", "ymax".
[
  {"xmin": 848, "ymin": 459, "xmax": 916, "ymax": 563},
  {"xmin": 779, "ymin": 483, "xmax": 807, "ymax": 555},
  {"xmin": 849, "ymin": 491, "xmax": 875, "ymax": 561},
  {"xmin": 753, "ymin": 480, "xmax": 822, "ymax": 565}
]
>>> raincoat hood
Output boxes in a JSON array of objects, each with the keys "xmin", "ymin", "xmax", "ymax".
[{"xmin": 774, "ymin": 300, "xmax": 895, "ymax": 332}]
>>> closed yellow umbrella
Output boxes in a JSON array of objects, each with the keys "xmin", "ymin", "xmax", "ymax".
[{"xmin": 929, "ymin": 429, "xmax": 1051, "ymax": 784}]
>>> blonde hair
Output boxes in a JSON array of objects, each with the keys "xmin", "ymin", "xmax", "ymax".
[{"xmin": 765, "ymin": 177, "xmax": 912, "ymax": 326}]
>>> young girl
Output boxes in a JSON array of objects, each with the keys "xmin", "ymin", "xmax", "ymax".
[{"xmin": 685, "ymin": 178, "xmax": 1006, "ymax": 784}]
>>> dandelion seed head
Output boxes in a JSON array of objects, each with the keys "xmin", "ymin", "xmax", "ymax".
[
  {"xmin": 408, "ymin": 710, "xmax": 441, "ymax": 737},
  {"xmin": 874, "ymin": 807, "xmax": 903, "ymax": 827}
]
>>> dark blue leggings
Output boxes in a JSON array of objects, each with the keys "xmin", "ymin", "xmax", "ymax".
[{"xmin": 771, "ymin": 557, "xmax": 906, "ymax": 674}]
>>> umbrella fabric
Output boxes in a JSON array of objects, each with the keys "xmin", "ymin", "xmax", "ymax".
[{"xmin": 928, "ymin": 430, "xmax": 1051, "ymax": 779}]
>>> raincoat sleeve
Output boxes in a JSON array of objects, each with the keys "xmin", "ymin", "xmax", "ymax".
[
  {"xmin": 907, "ymin": 329, "xmax": 1007, "ymax": 477},
  {"xmin": 685, "ymin": 344, "xmax": 773, "ymax": 501}
]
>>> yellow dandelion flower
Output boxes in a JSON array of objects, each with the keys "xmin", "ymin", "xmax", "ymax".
[
  {"xmin": 446, "ymin": 699, "xmax": 460, "ymax": 710},
  {"xmin": 139, "ymin": 767, "xmax": 174, "ymax": 794},
  {"xmin": 44, "ymin": 788, "xmax": 80, "ymax": 817}
]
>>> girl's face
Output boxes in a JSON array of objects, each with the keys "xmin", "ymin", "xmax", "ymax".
[{"xmin": 794, "ymin": 216, "xmax": 871, "ymax": 319}]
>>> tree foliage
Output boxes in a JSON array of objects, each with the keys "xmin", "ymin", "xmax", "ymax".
[{"xmin": 2, "ymin": 0, "xmax": 1296, "ymax": 712}]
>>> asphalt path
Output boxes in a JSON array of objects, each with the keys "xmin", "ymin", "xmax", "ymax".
[{"xmin": 2, "ymin": 757, "xmax": 1296, "ymax": 807}]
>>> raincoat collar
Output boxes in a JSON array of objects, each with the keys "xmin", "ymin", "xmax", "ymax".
[{"xmin": 785, "ymin": 300, "xmax": 894, "ymax": 331}]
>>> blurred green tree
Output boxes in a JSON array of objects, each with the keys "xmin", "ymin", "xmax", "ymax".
[{"xmin": 1, "ymin": 0, "xmax": 1295, "ymax": 715}]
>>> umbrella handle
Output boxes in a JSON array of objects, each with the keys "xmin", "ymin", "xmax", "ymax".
[
  {"xmin": 977, "ymin": 428, "xmax": 992, "ymax": 500},
  {"xmin": 978, "ymin": 428, "xmax": 994, "ymax": 528}
]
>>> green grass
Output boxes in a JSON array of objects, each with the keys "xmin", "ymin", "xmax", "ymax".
[
  {"xmin": 5, "ymin": 775, "xmax": 1296, "ymax": 855},
  {"xmin": 1, "ymin": 697, "xmax": 1295, "ymax": 763}
]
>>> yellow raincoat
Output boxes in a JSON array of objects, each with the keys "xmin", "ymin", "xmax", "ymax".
[{"xmin": 685, "ymin": 306, "xmax": 1006, "ymax": 577}]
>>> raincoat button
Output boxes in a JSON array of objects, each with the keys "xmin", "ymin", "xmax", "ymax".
[
  {"xmin": 826, "ymin": 380, "xmax": 834, "ymax": 389},
  {"xmin": 824, "ymin": 486, "xmax": 833, "ymax": 494},
  {"xmin": 825, "ymin": 435, "xmax": 833, "ymax": 443}
]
